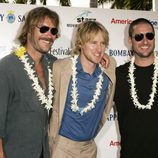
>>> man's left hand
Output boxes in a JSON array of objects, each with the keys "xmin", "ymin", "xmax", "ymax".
[{"xmin": 100, "ymin": 53, "xmax": 110, "ymax": 68}]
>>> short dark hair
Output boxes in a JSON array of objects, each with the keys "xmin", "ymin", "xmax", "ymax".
[{"xmin": 128, "ymin": 18, "xmax": 154, "ymax": 37}]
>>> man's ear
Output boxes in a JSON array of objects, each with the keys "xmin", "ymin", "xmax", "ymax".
[{"xmin": 128, "ymin": 36, "xmax": 132, "ymax": 45}]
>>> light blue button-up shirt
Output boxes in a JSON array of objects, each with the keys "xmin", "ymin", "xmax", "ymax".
[{"xmin": 59, "ymin": 56, "xmax": 109, "ymax": 141}]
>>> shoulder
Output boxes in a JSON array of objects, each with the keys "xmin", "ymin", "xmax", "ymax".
[
  {"xmin": 0, "ymin": 53, "xmax": 14, "ymax": 63},
  {"xmin": 109, "ymin": 56, "xmax": 116, "ymax": 65},
  {"xmin": 45, "ymin": 53, "xmax": 57, "ymax": 66},
  {"xmin": 54, "ymin": 57, "xmax": 71, "ymax": 66},
  {"xmin": 45, "ymin": 53, "xmax": 57, "ymax": 61},
  {"xmin": 116, "ymin": 62, "xmax": 130, "ymax": 73},
  {"xmin": 52, "ymin": 57, "xmax": 72, "ymax": 81},
  {"xmin": 109, "ymin": 56, "xmax": 116, "ymax": 68},
  {"xmin": 53, "ymin": 57, "xmax": 71, "ymax": 72},
  {"xmin": 0, "ymin": 54, "xmax": 19, "ymax": 80},
  {"xmin": 104, "ymin": 56, "xmax": 116, "ymax": 73},
  {"xmin": 102, "ymin": 56, "xmax": 116, "ymax": 84},
  {"xmin": 116, "ymin": 62, "xmax": 130, "ymax": 81},
  {"xmin": 0, "ymin": 54, "xmax": 17, "ymax": 69}
]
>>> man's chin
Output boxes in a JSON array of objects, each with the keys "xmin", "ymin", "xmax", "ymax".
[{"xmin": 40, "ymin": 49, "xmax": 50, "ymax": 55}]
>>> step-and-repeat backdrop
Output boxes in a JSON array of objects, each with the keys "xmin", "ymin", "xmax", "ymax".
[{"xmin": 0, "ymin": 3, "xmax": 158, "ymax": 158}]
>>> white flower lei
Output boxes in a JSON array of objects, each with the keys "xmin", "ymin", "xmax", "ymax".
[
  {"xmin": 15, "ymin": 46, "xmax": 54, "ymax": 112},
  {"xmin": 128, "ymin": 55, "xmax": 158, "ymax": 109},
  {"xmin": 71, "ymin": 55, "xmax": 104, "ymax": 115}
]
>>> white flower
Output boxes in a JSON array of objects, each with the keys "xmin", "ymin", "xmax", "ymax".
[
  {"xmin": 70, "ymin": 55, "xmax": 104, "ymax": 115},
  {"xmin": 15, "ymin": 47, "xmax": 54, "ymax": 112},
  {"xmin": 128, "ymin": 54, "xmax": 158, "ymax": 110}
]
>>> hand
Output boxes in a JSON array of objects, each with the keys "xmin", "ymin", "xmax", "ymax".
[
  {"xmin": 0, "ymin": 139, "xmax": 5, "ymax": 158},
  {"xmin": 0, "ymin": 152, "xmax": 5, "ymax": 158},
  {"xmin": 100, "ymin": 53, "xmax": 110, "ymax": 68},
  {"xmin": 0, "ymin": 150, "xmax": 5, "ymax": 158}
]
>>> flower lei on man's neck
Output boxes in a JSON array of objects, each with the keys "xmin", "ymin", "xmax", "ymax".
[
  {"xmin": 15, "ymin": 46, "xmax": 54, "ymax": 112},
  {"xmin": 128, "ymin": 54, "xmax": 158, "ymax": 110},
  {"xmin": 70, "ymin": 55, "xmax": 104, "ymax": 115}
]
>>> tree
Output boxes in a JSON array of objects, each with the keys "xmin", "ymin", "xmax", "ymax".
[
  {"xmin": 90, "ymin": 0, "xmax": 98, "ymax": 8},
  {"xmin": 98, "ymin": 0, "xmax": 113, "ymax": 8},
  {"xmin": 0, "ymin": 0, "xmax": 153, "ymax": 11},
  {"xmin": 111, "ymin": 0, "xmax": 152, "ymax": 10},
  {"xmin": 59, "ymin": 0, "xmax": 71, "ymax": 6},
  {"xmin": 111, "ymin": 0, "xmax": 125, "ymax": 9}
]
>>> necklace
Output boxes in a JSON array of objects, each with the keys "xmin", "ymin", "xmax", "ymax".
[
  {"xmin": 70, "ymin": 55, "xmax": 104, "ymax": 115},
  {"xmin": 128, "ymin": 55, "xmax": 158, "ymax": 109},
  {"xmin": 15, "ymin": 46, "xmax": 54, "ymax": 112}
]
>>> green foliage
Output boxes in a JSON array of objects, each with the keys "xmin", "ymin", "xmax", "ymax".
[
  {"xmin": 0, "ymin": 0, "xmax": 8, "ymax": 2},
  {"xmin": 0, "ymin": 0, "xmax": 153, "ymax": 10},
  {"xmin": 111, "ymin": 0, "xmax": 152, "ymax": 10},
  {"xmin": 60, "ymin": 0, "xmax": 71, "ymax": 6}
]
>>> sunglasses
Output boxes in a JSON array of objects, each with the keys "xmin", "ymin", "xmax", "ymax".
[
  {"xmin": 133, "ymin": 32, "xmax": 154, "ymax": 42},
  {"xmin": 36, "ymin": 26, "xmax": 58, "ymax": 36}
]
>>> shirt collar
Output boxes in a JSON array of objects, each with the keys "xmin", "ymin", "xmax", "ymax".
[
  {"xmin": 26, "ymin": 52, "xmax": 49, "ymax": 67},
  {"xmin": 76, "ymin": 55, "xmax": 101, "ymax": 77}
]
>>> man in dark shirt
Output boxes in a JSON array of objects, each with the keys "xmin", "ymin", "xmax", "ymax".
[
  {"xmin": 0, "ymin": 7, "xmax": 59, "ymax": 158},
  {"xmin": 114, "ymin": 18, "xmax": 158, "ymax": 158}
]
